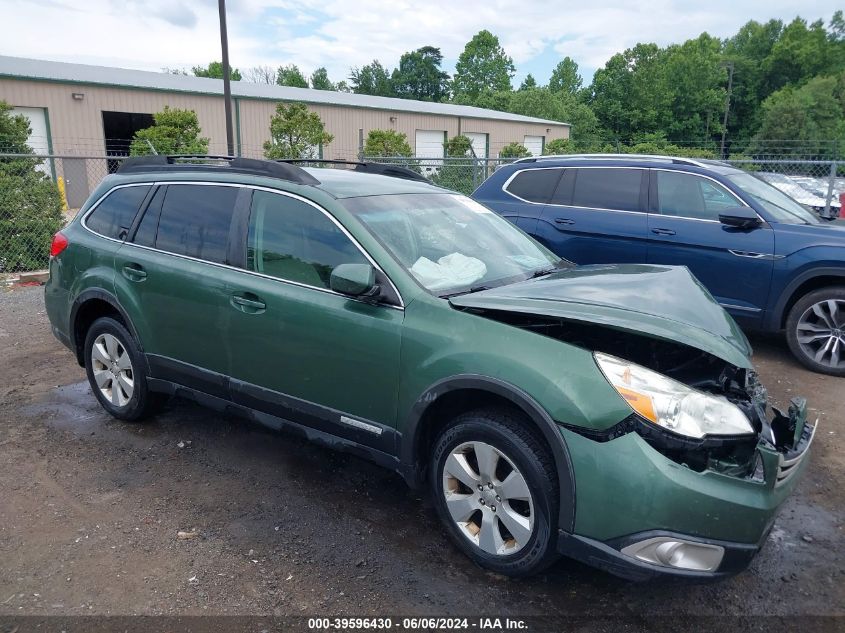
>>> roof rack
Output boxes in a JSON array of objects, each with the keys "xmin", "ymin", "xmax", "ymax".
[
  {"xmin": 514, "ymin": 153, "xmax": 710, "ymax": 168},
  {"xmin": 275, "ymin": 159, "xmax": 430, "ymax": 183},
  {"xmin": 116, "ymin": 155, "xmax": 320, "ymax": 185}
]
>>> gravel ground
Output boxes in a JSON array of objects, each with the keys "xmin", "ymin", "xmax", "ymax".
[{"xmin": 0, "ymin": 285, "xmax": 843, "ymax": 629}]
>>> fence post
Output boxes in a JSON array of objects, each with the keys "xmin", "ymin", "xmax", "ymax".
[{"xmin": 824, "ymin": 161, "xmax": 837, "ymax": 220}]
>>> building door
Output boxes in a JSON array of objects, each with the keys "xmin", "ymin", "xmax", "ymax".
[
  {"xmin": 464, "ymin": 132, "xmax": 488, "ymax": 158},
  {"xmin": 12, "ymin": 106, "xmax": 51, "ymax": 177},
  {"xmin": 523, "ymin": 135, "xmax": 544, "ymax": 157},
  {"xmin": 415, "ymin": 129, "xmax": 446, "ymax": 174},
  {"xmin": 63, "ymin": 158, "xmax": 90, "ymax": 209},
  {"xmin": 102, "ymin": 111, "xmax": 154, "ymax": 172}
]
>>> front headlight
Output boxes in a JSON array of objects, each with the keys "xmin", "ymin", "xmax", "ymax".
[{"xmin": 594, "ymin": 352, "xmax": 754, "ymax": 439}]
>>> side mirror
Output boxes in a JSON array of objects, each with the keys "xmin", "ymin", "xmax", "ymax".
[
  {"xmin": 330, "ymin": 263, "xmax": 379, "ymax": 298},
  {"xmin": 718, "ymin": 207, "xmax": 761, "ymax": 230}
]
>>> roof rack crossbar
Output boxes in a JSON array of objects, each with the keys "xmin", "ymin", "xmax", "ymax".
[
  {"xmin": 514, "ymin": 153, "xmax": 709, "ymax": 168},
  {"xmin": 116, "ymin": 154, "xmax": 320, "ymax": 185},
  {"xmin": 275, "ymin": 159, "xmax": 430, "ymax": 183}
]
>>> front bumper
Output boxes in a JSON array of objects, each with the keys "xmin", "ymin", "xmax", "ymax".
[
  {"xmin": 558, "ymin": 405, "xmax": 816, "ymax": 580},
  {"xmin": 557, "ymin": 529, "xmax": 761, "ymax": 581}
]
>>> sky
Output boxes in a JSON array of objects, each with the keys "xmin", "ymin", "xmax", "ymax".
[{"xmin": 0, "ymin": 0, "xmax": 841, "ymax": 86}]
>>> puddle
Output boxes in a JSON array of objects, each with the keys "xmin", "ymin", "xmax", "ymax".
[{"xmin": 21, "ymin": 380, "xmax": 167, "ymax": 444}]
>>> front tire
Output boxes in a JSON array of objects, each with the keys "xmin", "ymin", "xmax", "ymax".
[
  {"xmin": 84, "ymin": 316, "xmax": 164, "ymax": 421},
  {"xmin": 785, "ymin": 286, "xmax": 845, "ymax": 376},
  {"xmin": 430, "ymin": 407, "xmax": 560, "ymax": 577}
]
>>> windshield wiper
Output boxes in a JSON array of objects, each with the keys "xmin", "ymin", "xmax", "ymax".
[{"xmin": 442, "ymin": 284, "xmax": 492, "ymax": 299}]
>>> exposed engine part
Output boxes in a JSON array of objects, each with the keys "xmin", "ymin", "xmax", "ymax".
[{"xmin": 469, "ymin": 309, "xmax": 797, "ymax": 479}]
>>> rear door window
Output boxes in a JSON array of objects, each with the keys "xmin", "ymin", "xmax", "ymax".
[
  {"xmin": 154, "ymin": 184, "xmax": 239, "ymax": 264},
  {"xmin": 85, "ymin": 185, "xmax": 151, "ymax": 240},
  {"xmin": 505, "ymin": 169, "xmax": 563, "ymax": 204},
  {"xmin": 570, "ymin": 168, "xmax": 644, "ymax": 212}
]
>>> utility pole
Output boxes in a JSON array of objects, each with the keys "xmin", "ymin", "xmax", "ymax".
[
  {"xmin": 719, "ymin": 61, "xmax": 734, "ymax": 160},
  {"xmin": 218, "ymin": 0, "xmax": 235, "ymax": 156}
]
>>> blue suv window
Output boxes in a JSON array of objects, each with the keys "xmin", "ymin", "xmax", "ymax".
[
  {"xmin": 656, "ymin": 171, "xmax": 742, "ymax": 221},
  {"xmin": 505, "ymin": 169, "xmax": 563, "ymax": 204},
  {"xmin": 570, "ymin": 168, "xmax": 643, "ymax": 212}
]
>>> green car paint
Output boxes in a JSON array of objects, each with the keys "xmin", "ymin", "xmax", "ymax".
[{"xmin": 45, "ymin": 163, "xmax": 814, "ymax": 580}]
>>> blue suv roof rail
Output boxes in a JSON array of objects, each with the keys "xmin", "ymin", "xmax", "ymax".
[{"xmin": 514, "ymin": 153, "xmax": 711, "ymax": 168}]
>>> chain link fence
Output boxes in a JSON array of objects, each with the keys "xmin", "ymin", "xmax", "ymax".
[{"xmin": 1, "ymin": 150, "xmax": 842, "ymax": 274}]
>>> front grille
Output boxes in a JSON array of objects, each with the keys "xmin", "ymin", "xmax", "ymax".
[{"xmin": 775, "ymin": 420, "xmax": 817, "ymax": 488}]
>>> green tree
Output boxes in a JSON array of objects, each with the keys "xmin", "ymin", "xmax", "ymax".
[
  {"xmin": 543, "ymin": 138, "xmax": 574, "ymax": 155},
  {"xmin": 363, "ymin": 129, "xmax": 413, "ymax": 156},
  {"xmin": 661, "ymin": 33, "xmax": 727, "ymax": 141},
  {"xmin": 499, "ymin": 142, "xmax": 531, "ymax": 158},
  {"xmin": 452, "ymin": 30, "xmax": 515, "ymax": 102},
  {"xmin": 431, "ymin": 135, "xmax": 475, "ymax": 194},
  {"xmin": 192, "ymin": 61, "xmax": 242, "ymax": 81},
  {"xmin": 518, "ymin": 74, "xmax": 537, "ymax": 91},
  {"xmin": 276, "ymin": 64, "xmax": 309, "ymax": 88},
  {"xmin": 310, "ymin": 67, "xmax": 336, "ymax": 91},
  {"xmin": 0, "ymin": 101, "xmax": 63, "ymax": 272},
  {"xmin": 391, "ymin": 46, "xmax": 450, "ymax": 101},
  {"xmin": 763, "ymin": 18, "xmax": 834, "ymax": 94},
  {"xmin": 549, "ymin": 57, "xmax": 582, "ymax": 95},
  {"xmin": 482, "ymin": 87, "xmax": 602, "ymax": 149},
  {"xmin": 723, "ymin": 19, "xmax": 784, "ymax": 139},
  {"xmin": 350, "ymin": 61, "xmax": 395, "ymax": 96},
  {"xmin": 752, "ymin": 73, "xmax": 845, "ymax": 158},
  {"xmin": 263, "ymin": 103, "xmax": 334, "ymax": 160},
  {"xmin": 444, "ymin": 134, "xmax": 472, "ymax": 156},
  {"xmin": 129, "ymin": 106, "xmax": 209, "ymax": 156}
]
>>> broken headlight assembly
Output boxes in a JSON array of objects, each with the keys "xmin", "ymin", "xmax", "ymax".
[{"xmin": 594, "ymin": 352, "xmax": 755, "ymax": 439}]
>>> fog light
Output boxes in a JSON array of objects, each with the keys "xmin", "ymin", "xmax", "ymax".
[{"xmin": 621, "ymin": 537, "xmax": 724, "ymax": 571}]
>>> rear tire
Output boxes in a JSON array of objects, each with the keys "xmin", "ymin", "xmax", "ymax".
[
  {"xmin": 83, "ymin": 317, "xmax": 165, "ymax": 421},
  {"xmin": 785, "ymin": 286, "xmax": 845, "ymax": 376},
  {"xmin": 430, "ymin": 407, "xmax": 560, "ymax": 577}
]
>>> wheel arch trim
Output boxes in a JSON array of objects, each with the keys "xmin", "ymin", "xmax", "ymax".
[
  {"xmin": 401, "ymin": 374, "xmax": 576, "ymax": 533},
  {"xmin": 770, "ymin": 267, "xmax": 845, "ymax": 330},
  {"xmin": 69, "ymin": 288, "xmax": 144, "ymax": 366}
]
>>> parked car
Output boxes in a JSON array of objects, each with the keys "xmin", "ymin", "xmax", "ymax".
[
  {"xmin": 46, "ymin": 155, "xmax": 813, "ymax": 580},
  {"xmin": 473, "ymin": 154, "xmax": 845, "ymax": 376},
  {"xmin": 756, "ymin": 172, "xmax": 840, "ymax": 220}
]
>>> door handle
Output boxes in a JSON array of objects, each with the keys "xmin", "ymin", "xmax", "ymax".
[
  {"xmin": 231, "ymin": 294, "xmax": 266, "ymax": 313},
  {"xmin": 651, "ymin": 228, "xmax": 676, "ymax": 236},
  {"xmin": 553, "ymin": 217, "xmax": 575, "ymax": 226},
  {"xmin": 121, "ymin": 264, "xmax": 147, "ymax": 281}
]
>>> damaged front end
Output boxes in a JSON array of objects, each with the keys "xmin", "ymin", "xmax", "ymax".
[{"xmin": 463, "ymin": 309, "xmax": 815, "ymax": 486}]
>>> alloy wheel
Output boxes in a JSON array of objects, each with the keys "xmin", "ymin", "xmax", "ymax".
[
  {"xmin": 441, "ymin": 441, "xmax": 534, "ymax": 556},
  {"xmin": 91, "ymin": 333, "xmax": 134, "ymax": 407},
  {"xmin": 796, "ymin": 299, "xmax": 845, "ymax": 370}
]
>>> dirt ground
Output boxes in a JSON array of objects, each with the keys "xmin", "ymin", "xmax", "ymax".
[{"xmin": 0, "ymin": 284, "xmax": 843, "ymax": 628}]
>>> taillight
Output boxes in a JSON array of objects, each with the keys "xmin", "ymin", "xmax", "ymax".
[{"xmin": 50, "ymin": 231, "xmax": 68, "ymax": 257}]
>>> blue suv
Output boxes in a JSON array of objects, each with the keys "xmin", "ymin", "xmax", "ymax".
[{"xmin": 473, "ymin": 154, "xmax": 845, "ymax": 376}]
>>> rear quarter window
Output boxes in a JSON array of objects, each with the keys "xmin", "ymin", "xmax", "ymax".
[
  {"xmin": 85, "ymin": 185, "xmax": 151, "ymax": 240},
  {"xmin": 505, "ymin": 169, "xmax": 563, "ymax": 204}
]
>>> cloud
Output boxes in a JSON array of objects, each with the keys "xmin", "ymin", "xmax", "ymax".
[
  {"xmin": 155, "ymin": 3, "xmax": 199, "ymax": 29},
  {"xmin": 0, "ymin": 0, "xmax": 841, "ymax": 85}
]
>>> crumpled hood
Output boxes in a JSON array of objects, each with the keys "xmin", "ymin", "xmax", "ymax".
[{"xmin": 450, "ymin": 264, "xmax": 753, "ymax": 368}]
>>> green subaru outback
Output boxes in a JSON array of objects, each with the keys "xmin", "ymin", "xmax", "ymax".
[{"xmin": 45, "ymin": 156, "xmax": 815, "ymax": 580}]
